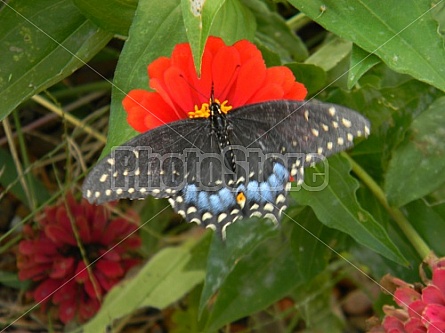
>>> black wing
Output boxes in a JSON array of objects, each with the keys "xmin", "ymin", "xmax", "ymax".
[
  {"xmin": 227, "ymin": 99, "xmax": 370, "ymax": 179},
  {"xmin": 83, "ymin": 118, "xmax": 215, "ymax": 204}
]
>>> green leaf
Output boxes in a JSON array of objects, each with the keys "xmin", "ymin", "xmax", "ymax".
[
  {"xmin": 286, "ymin": 63, "xmax": 327, "ymax": 95},
  {"xmin": 347, "ymin": 44, "xmax": 381, "ymax": 89},
  {"xmin": 181, "ymin": 0, "xmax": 223, "ymax": 75},
  {"xmin": 0, "ymin": 0, "xmax": 113, "ymax": 121},
  {"xmin": 304, "ymin": 36, "xmax": 352, "ymax": 72},
  {"xmin": 291, "ymin": 155, "xmax": 407, "ymax": 265},
  {"xmin": 102, "ymin": 0, "xmax": 187, "ymax": 157},
  {"xmin": 0, "ymin": 271, "xmax": 30, "ymax": 289},
  {"xmin": 0, "ymin": 148, "xmax": 50, "ymax": 206},
  {"xmin": 203, "ymin": 235, "xmax": 302, "ymax": 331},
  {"xmin": 83, "ymin": 235, "xmax": 210, "ymax": 333},
  {"xmin": 385, "ymin": 96, "xmax": 445, "ymax": 207},
  {"xmin": 209, "ymin": 0, "xmax": 256, "ymax": 44},
  {"xmin": 289, "ymin": 208, "xmax": 336, "ymax": 281},
  {"xmin": 199, "ymin": 218, "xmax": 279, "ymax": 315},
  {"xmin": 73, "ymin": 0, "xmax": 137, "ymax": 35},
  {"xmin": 243, "ymin": 0, "xmax": 308, "ymax": 62},
  {"xmin": 289, "ymin": 0, "xmax": 445, "ymax": 92},
  {"xmin": 293, "ymin": 269, "xmax": 345, "ymax": 332},
  {"xmin": 405, "ymin": 200, "xmax": 445, "ymax": 256},
  {"xmin": 182, "ymin": 0, "xmax": 256, "ymax": 75}
]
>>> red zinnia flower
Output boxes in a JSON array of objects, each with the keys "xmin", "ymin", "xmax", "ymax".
[
  {"xmin": 122, "ymin": 36, "xmax": 307, "ymax": 133},
  {"xmin": 367, "ymin": 256, "xmax": 445, "ymax": 333},
  {"xmin": 17, "ymin": 193, "xmax": 141, "ymax": 324}
]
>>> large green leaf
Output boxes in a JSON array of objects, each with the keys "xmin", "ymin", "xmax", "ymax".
[
  {"xmin": 385, "ymin": 96, "xmax": 445, "ymax": 207},
  {"xmin": 242, "ymin": 0, "xmax": 308, "ymax": 62},
  {"xmin": 289, "ymin": 0, "xmax": 445, "ymax": 92},
  {"xmin": 83, "ymin": 235, "xmax": 210, "ymax": 333},
  {"xmin": 182, "ymin": 0, "xmax": 256, "ymax": 75},
  {"xmin": 209, "ymin": 0, "xmax": 256, "ymax": 45},
  {"xmin": 286, "ymin": 63, "xmax": 327, "ymax": 95},
  {"xmin": 291, "ymin": 155, "xmax": 407, "ymax": 265},
  {"xmin": 0, "ymin": 0, "xmax": 113, "ymax": 120},
  {"xmin": 199, "ymin": 218, "xmax": 279, "ymax": 315},
  {"xmin": 203, "ymin": 234, "xmax": 302, "ymax": 331},
  {"xmin": 405, "ymin": 200, "xmax": 445, "ymax": 256},
  {"xmin": 102, "ymin": 0, "xmax": 187, "ymax": 157},
  {"xmin": 289, "ymin": 208, "xmax": 340, "ymax": 281},
  {"xmin": 73, "ymin": 0, "xmax": 137, "ymax": 35},
  {"xmin": 347, "ymin": 44, "xmax": 381, "ymax": 89},
  {"xmin": 304, "ymin": 36, "xmax": 352, "ymax": 72}
]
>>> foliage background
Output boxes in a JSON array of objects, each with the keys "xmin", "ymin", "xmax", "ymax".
[{"xmin": 1, "ymin": 0, "xmax": 445, "ymax": 331}]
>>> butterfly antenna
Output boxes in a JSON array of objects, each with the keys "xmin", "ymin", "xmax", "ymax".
[
  {"xmin": 178, "ymin": 74, "xmax": 208, "ymax": 100},
  {"xmin": 218, "ymin": 64, "xmax": 240, "ymax": 101}
]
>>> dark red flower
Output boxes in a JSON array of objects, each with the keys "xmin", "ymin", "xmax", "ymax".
[
  {"xmin": 122, "ymin": 36, "xmax": 307, "ymax": 132},
  {"xmin": 17, "ymin": 193, "xmax": 141, "ymax": 324},
  {"xmin": 367, "ymin": 256, "xmax": 445, "ymax": 333}
]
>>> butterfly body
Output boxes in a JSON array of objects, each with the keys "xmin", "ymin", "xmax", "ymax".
[{"xmin": 83, "ymin": 100, "xmax": 370, "ymax": 238}]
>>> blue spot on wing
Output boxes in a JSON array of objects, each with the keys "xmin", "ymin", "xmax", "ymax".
[
  {"xmin": 184, "ymin": 184, "xmax": 198, "ymax": 204},
  {"xmin": 198, "ymin": 192, "xmax": 210, "ymax": 211},
  {"xmin": 246, "ymin": 181, "xmax": 261, "ymax": 201},
  {"xmin": 218, "ymin": 187, "xmax": 236, "ymax": 208},
  {"xmin": 209, "ymin": 194, "xmax": 224, "ymax": 214},
  {"xmin": 259, "ymin": 182, "xmax": 273, "ymax": 202},
  {"xmin": 267, "ymin": 174, "xmax": 283, "ymax": 191},
  {"xmin": 273, "ymin": 163, "xmax": 289, "ymax": 182}
]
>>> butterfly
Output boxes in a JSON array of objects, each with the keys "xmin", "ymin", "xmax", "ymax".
[{"xmin": 83, "ymin": 99, "xmax": 370, "ymax": 238}]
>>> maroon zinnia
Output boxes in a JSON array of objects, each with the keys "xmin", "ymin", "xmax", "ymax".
[{"xmin": 17, "ymin": 193, "xmax": 141, "ymax": 324}]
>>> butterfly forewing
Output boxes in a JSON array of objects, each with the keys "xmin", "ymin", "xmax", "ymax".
[{"xmin": 83, "ymin": 119, "xmax": 209, "ymax": 203}]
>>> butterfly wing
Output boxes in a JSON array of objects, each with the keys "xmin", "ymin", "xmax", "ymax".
[
  {"xmin": 83, "ymin": 100, "xmax": 370, "ymax": 238},
  {"xmin": 222, "ymin": 99, "xmax": 370, "ymax": 226},
  {"xmin": 83, "ymin": 119, "xmax": 211, "ymax": 204}
]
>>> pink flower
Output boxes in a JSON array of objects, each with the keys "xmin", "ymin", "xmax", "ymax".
[
  {"xmin": 368, "ymin": 256, "xmax": 445, "ymax": 333},
  {"xmin": 17, "ymin": 193, "xmax": 141, "ymax": 324}
]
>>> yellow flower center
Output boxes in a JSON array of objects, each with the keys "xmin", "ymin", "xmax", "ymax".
[{"xmin": 188, "ymin": 99, "xmax": 233, "ymax": 118}]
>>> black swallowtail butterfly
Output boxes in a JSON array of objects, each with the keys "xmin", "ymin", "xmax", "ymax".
[{"xmin": 83, "ymin": 100, "xmax": 370, "ymax": 238}]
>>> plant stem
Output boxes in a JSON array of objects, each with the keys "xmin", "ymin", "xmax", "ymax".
[
  {"xmin": 287, "ymin": 13, "xmax": 312, "ymax": 31},
  {"xmin": 343, "ymin": 153, "xmax": 431, "ymax": 260},
  {"xmin": 32, "ymin": 95, "xmax": 107, "ymax": 144}
]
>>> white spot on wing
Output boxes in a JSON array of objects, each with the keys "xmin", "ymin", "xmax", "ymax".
[
  {"xmin": 311, "ymin": 128, "xmax": 319, "ymax": 137},
  {"xmin": 342, "ymin": 118, "xmax": 352, "ymax": 128},
  {"xmin": 218, "ymin": 213, "xmax": 227, "ymax": 223},
  {"xmin": 264, "ymin": 203, "xmax": 274, "ymax": 212}
]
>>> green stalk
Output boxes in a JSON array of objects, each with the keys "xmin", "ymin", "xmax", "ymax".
[
  {"xmin": 287, "ymin": 13, "xmax": 312, "ymax": 31},
  {"xmin": 13, "ymin": 110, "xmax": 37, "ymax": 209},
  {"xmin": 343, "ymin": 153, "xmax": 431, "ymax": 259}
]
